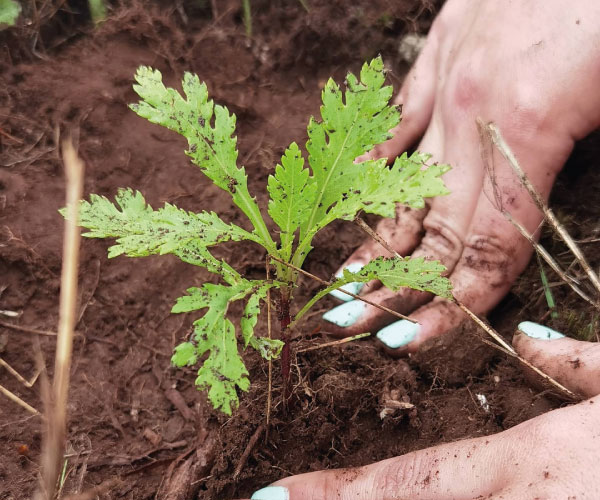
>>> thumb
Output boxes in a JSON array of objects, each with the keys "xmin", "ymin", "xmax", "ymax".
[
  {"xmin": 514, "ymin": 321, "xmax": 600, "ymax": 399},
  {"xmin": 248, "ymin": 431, "xmax": 514, "ymax": 500}
]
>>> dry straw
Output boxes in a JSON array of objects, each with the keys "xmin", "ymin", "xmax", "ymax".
[{"xmin": 36, "ymin": 139, "xmax": 84, "ymax": 500}]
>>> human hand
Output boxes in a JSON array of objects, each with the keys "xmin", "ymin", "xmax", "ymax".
[
  {"xmin": 322, "ymin": 0, "xmax": 600, "ymax": 353},
  {"xmin": 241, "ymin": 322, "xmax": 600, "ymax": 499}
]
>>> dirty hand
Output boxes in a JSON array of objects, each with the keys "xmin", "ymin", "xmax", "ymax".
[
  {"xmin": 322, "ymin": 0, "xmax": 600, "ymax": 353},
  {"xmin": 243, "ymin": 322, "xmax": 600, "ymax": 499}
]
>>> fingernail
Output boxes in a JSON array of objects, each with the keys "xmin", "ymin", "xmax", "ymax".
[
  {"xmin": 251, "ymin": 486, "xmax": 289, "ymax": 500},
  {"xmin": 518, "ymin": 321, "xmax": 565, "ymax": 340},
  {"xmin": 376, "ymin": 319, "xmax": 420, "ymax": 349},
  {"xmin": 329, "ymin": 263, "xmax": 364, "ymax": 301},
  {"xmin": 322, "ymin": 300, "xmax": 366, "ymax": 328}
]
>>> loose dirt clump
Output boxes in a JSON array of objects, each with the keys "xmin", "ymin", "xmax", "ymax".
[{"xmin": 1, "ymin": 1, "xmax": 598, "ymax": 499}]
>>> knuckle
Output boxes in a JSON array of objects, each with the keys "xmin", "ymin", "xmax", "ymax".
[
  {"xmin": 503, "ymin": 82, "xmax": 546, "ymax": 140},
  {"xmin": 461, "ymin": 233, "xmax": 514, "ymax": 288},
  {"xmin": 416, "ymin": 214, "xmax": 464, "ymax": 268},
  {"xmin": 443, "ymin": 66, "xmax": 487, "ymax": 117}
]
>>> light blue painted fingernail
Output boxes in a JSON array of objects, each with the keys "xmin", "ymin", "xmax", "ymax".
[
  {"xmin": 251, "ymin": 486, "xmax": 289, "ymax": 500},
  {"xmin": 322, "ymin": 300, "xmax": 366, "ymax": 328},
  {"xmin": 518, "ymin": 321, "xmax": 565, "ymax": 340},
  {"xmin": 329, "ymin": 262, "xmax": 364, "ymax": 301},
  {"xmin": 376, "ymin": 320, "xmax": 420, "ymax": 349}
]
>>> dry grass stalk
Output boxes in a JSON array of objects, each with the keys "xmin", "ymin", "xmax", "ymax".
[
  {"xmin": 233, "ymin": 424, "xmax": 265, "ymax": 479},
  {"xmin": 502, "ymin": 211, "xmax": 598, "ymax": 309},
  {"xmin": 354, "ymin": 216, "xmax": 400, "ymax": 257},
  {"xmin": 36, "ymin": 139, "xmax": 84, "ymax": 500},
  {"xmin": 0, "ymin": 382, "xmax": 40, "ymax": 415},
  {"xmin": 297, "ymin": 332, "xmax": 371, "ymax": 353},
  {"xmin": 0, "ymin": 357, "xmax": 41, "ymax": 387},
  {"xmin": 0, "ymin": 319, "xmax": 58, "ymax": 336},
  {"xmin": 354, "ymin": 217, "xmax": 577, "ymax": 400},
  {"xmin": 483, "ymin": 121, "xmax": 600, "ymax": 298},
  {"xmin": 455, "ymin": 301, "xmax": 577, "ymax": 400}
]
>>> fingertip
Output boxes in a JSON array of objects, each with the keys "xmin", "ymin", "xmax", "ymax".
[
  {"xmin": 250, "ymin": 486, "xmax": 289, "ymax": 500},
  {"xmin": 513, "ymin": 321, "xmax": 567, "ymax": 362},
  {"xmin": 322, "ymin": 300, "xmax": 366, "ymax": 328},
  {"xmin": 329, "ymin": 262, "xmax": 365, "ymax": 302},
  {"xmin": 376, "ymin": 319, "xmax": 420, "ymax": 354},
  {"xmin": 517, "ymin": 321, "xmax": 565, "ymax": 340}
]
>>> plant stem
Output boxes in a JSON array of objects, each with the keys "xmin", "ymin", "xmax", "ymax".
[
  {"xmin": 269, "ymin": 255, "xmax": 413, "ymax": 329},
  {"xmin": 278, "ymin": 286, "xmax": 292, "ymax": 406},
  {"xmin": 242, "ymin": 0, "xmax": 252, "ymax": 37},
  {"xmin": 482, "ymin": 120, "xmax": 600, "ymax": 298}
]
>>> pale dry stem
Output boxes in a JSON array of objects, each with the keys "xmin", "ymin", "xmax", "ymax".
[
  {"xmin": 455, "ymin": 301, "xmax": 577, "ymax": 400},
  {"xmin": 354, "ymin": 217, "xmax": 578, "ymax": 400},
  {"xmin": 0, "ymin": 320, "xmax": 58, "ymax": 336},
  {"xmin": 0, "ymin": 383, "xmax": 40, "ymax": 415},
  {"xmin": 0, "ymin": 357, "xmax": 41, "ymax": 387},
  {"xmin": 503, "ymin": 211, "xmax": 598, "ymax": 309},
  {"xmin": 36, "ymin": 139, "xmax": 84, "ymax": 500},
  {"xmin": 297, "ymin": 332, "xmax": 371, "ymax": 353},
  {"xmin": 483, "ymin": 121, "xmax": 600, "ymax": 298}
]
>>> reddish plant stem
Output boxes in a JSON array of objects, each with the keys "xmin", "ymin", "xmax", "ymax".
[{"xmin": 278, "ymin": 287, "xmax": 292, "ymax": 406}]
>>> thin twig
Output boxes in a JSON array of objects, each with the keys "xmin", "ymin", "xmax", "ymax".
[
  {"xmin": 0, "ymin": 383, "xmax": 40, "ymax": 415},
  {"xmin": 269, "ymin": 255, "xmax": 413, "ymax": 322},
  {"xmin": 0, "ymin": 126, "xmax": 24, "ymax": 144},
  {"xmin": 484, "ymin": 121, "xmax": 600, "ymax": 297},
  {"xmin": 502, "ymin": 211, "xmax": 597, "ymax": 309},
  {"xmin": 265, "ymin": 256, "xmax": 273, "ymax": 433},
  {"xmin": 354, "ymin": 217, "xmax": 402, "ymax": 258},
  {"xmin": 454, "ymin": 300, "xmax": 578, "ymax": 400},
  {"xmin": 233, "ymin": 424, "xmax": 265, "ymax": 480},
  {"xmin": 0, "ymin": 320, "xmax": 57, "ymax": 336},
  {"xmin": 0, "ymin": 357, "xmax": 41, "ymax": 387},
  {"xmin": 37, "ymin": 139, "xmax": 84, "ymax": 500},
  {"xmin": 297, "ymin": 332, "xmax": 371, "ymax": 353},
  {"xmin": 351, "ymin": 218, "xmax": 578, "ymax": 400}
]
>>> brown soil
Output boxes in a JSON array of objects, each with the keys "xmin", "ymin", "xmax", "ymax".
[{"xmin": 0, "ymin": 1, "xmax": 598, "ymax": 499}]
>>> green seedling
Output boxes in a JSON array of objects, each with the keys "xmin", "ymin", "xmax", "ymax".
[
  {"xmin": 88, "ymin": 0, "xmax": 107, "ymax": 24},
  {"xmin": 537, "ymin": 254, "xmax": 558, "ymax": 319},
  {"xmin": 242, "ymin": 0, "xmax": 252, "ymax": 37},
  {"xmin": 63, "ymin": 57, "xmax": 452, "ymax": 415},
  {"xmin": 0, "ymin": 0, "xmax": 20, "ymax": 28}
]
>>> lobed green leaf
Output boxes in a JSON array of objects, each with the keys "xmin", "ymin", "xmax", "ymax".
[
  {"xmin": 172, "ymin": 342, "xmax": 198, "ymax": 367},
  {"xmin": 292, "ymin": 57, "xmax": 451, "ymax": 268},
  {"xmin": 355, "ymin": 256, "xmax": 452, "ymax": 297},
  {"xmin": 300, "ymin": 57, "xmax": 399, "ymax": 242},
  {"xmin": 193, "ymin": 318, "xmax": 249, "ymax": 415},
  {"xmin": 240, "ymin": 283, "xmax": 272, "ymax": 347},
  {"xmin": 328, "ymin": 152, "xmax": 451, "ymax": 221},
  {"xmin": 130, "ymin": 67, "xmax": 276, "ymax": 254},
  {"xmin": 67, "ymin": 188, "xmax": 256, "ymax": 278},
  {"xmin": 171, "ymin": 279, "xmax": 282, "ymax": 414},
  {"xmin": 267, "ymin": 143, "xmax": 317, "ymax": 260},
  {"xmin": 294, "ymin": 256, "xmax": 452, "ymax": 324},
  {"xmin": 249, "ymin": 337, "xmax": 284, "ymax": 360}
]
